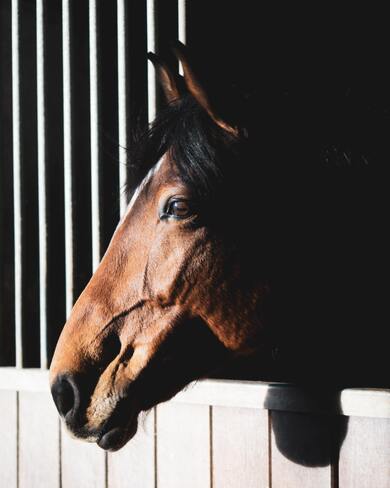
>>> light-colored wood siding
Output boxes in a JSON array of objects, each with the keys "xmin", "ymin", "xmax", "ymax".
[
  {"xmin": 19, "ymin": 391, "xmax": 60, "ymax": 488},
  {"xmin": 270, "ymin": 411, "xmax": 332, "ymax": 488},
  {"xmin": 1, "ymin": 370, "xmax": 390, "ymax": 488},
  {"xmin": 61, "ymin": 423, "xmax": 106, "ymax": 488},
  {"xmin": 107, "ymin": 409, "xmax": 155, "ymax": 488},
  {"xmin": 0, "ymin": 390, "xmax": 17, "ymax": 488},
  {"xmin": 212, "ymin": 406, "xmax": 269, "ymax": 488},
  {"xmin": 157, "ymin": 402, "xmax": 211, "ymax": 488},
  {"xmin": 339, "ymin": 416, "xmax": 390, "ymax": 488}
]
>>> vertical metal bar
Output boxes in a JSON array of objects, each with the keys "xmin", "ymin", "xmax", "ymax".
[
  {"xmin": 146, "ymin": 5, "xmax": 158, "ymax": 486},
  {"xmin": 36, "ymin": 0, "xmax": 48, "ymax": 369},
  {"xmin": 89, "ymin": 0, "xmax": 101, "ymax": 271},
  {"xmin": 178, "ymin": 0, "xmax": 186, "ymax": 44},
  {"xmin": 178, "ymin": 0, "xmax": 186, "ymax": 75},
  {"xmin": 62, "ymin": 0, "xmax": 74, "ymax": 317},
  {"xmin": 146, "ymin": 0, "xmax": 156, "ymax": 123},
  {"xmin": 11, "ymin": 0, "xmax": 22, "ymax": 368},
  {"xmin": 117, "ymin": 0, "xmax": 128, "ymax": 217}
]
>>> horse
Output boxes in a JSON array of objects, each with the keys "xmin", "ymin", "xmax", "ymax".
[{"xmin": 50, "ymin": 42, "xmax": 389, "ymax": 451}]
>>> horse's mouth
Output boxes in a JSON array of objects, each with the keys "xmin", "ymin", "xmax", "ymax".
[
  {"xmin": 97, "ymin": 412, "xmax": 139, "ymax": 451},
  {"xmin": 93, "ymin": 395, "xmax": 141, "ymax": 451},
  {"xmin": 61, "ymin": 390, "xmax": 141, "ymax": 451}
]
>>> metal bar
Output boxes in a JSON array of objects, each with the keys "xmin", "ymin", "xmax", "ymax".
[
  {"xmin": 11, "ymin": 0, "xmax": 22, "ymax": 368},
  {"xmin": 117, "ymin": 0, "xmax": 128, "ymax": 217},
  {"xmin": 89, "ymin": 0, "xmax": 101, "ymax": 271},
  {"xmin": 36, "ymin": 0, "xmax": 48, "ymax": 369},
  {"xmin": 146, "ymin": 0, "xmax": 156, "ymax": 123},
  {"xmin": 62, "ymin": 0, "xmax": 74, "ymax": 317},
  {"xmin": 178, "ymin": 0, "xmax": 186, "ymax": 75},
  {"xmin": 146, "ymin": 4, "xmax": 158, "ymax": 482}
]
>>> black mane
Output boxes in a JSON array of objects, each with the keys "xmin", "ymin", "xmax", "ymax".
[
  {"xmin": 127, "ymin": 86, "xmax": 389, "ymax": 211},
  {"xmin": 127, "ymin": 95, "xmax": 240, "ymax": 202}
]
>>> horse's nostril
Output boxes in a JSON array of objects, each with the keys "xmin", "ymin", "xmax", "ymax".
[
  {"xmin": 101, "ymin": 333, "xmax": 122, "ymax": 366},
  {"xmin": 51, "ymin": 374, "xmax": 79, "ymax": 419}
]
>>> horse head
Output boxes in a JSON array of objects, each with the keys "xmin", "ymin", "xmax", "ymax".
[{"xmin": 49, "ymin": 43, "xmax": 270, "ymax": 450}]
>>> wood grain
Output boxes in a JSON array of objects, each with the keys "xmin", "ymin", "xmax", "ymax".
[
  {"xmin": 19, "ymin": 391, "xmax": 60, "ymax": 488},
  {"xmin": 108, "ymin": 409, "xmax": 155, "ymax": 488},
  {"xmin": 61, "ymin": 422, "xmax": 106, "ymax": 488},
  {"xmin": 157, "ymin": 401, "xmax": 210, "ymax": 488},
  {"xmin": 212, "ymin": 406, "xmax": 269, "ymax": 488},
  {"xmin": 0, "ymin": 390, "xmax": 17, "ymax": 488},
  {"xmin": 339, "ymin": 416, "xmax": 390, "ymax": 488},
  {"xmin": 270, "ymin": 410, "xmax": 332, "ymax": 488}
]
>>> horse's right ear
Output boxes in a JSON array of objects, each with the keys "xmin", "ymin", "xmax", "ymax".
[{"xmin": 148, "ymin": 52, "xmax": 182, "ymax": 103}]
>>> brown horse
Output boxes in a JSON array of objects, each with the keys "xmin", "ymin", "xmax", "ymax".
[{"xmin": 50, "ymin": 43, "xmax": 388, "ymax": 451}]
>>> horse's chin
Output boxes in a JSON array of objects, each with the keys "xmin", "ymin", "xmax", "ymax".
[
  {"xmin": 91, "ymin": 397, "xmax": 141, "ymax": 451},
  {"xmin": 63, "ymin": 396, "xmax": 141, "ymax": 451},
  {"xmin": 96, "ymin": 412, "xmax": 139, "ymax": 451}
]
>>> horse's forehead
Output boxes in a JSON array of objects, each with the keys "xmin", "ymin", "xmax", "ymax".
[
  {"xmin": 122, "ymin": 157, "xmax": 163, "ymax": 218},
  {"xmin": 119, "ymin": 154, "xmax": 180, "ymax": 227}
]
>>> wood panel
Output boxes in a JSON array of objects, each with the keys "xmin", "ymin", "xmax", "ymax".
[
  {"xmin": 212, "ymin": 406, "xmax": 269, "ymax": 488},
  {"xmin": 107, "ymin": 409, "xmax": 155, "ymax": 488},
  {"xmin": 270, "ymin": 410, "xmax": 332, "ymax": 488},
  {"xmin": 19, "ymin": 391, "xmax": 60, "ymax": 488},
  {"xmin": 0, "ymin": 390, "xmax": 17, "ymax": 488},
  {"xmin": 157, "ymin": 401, "xmax": 210, "ymax": 488},
  {"xmin": 2, "ymin": 369, "xmax": 390, "ymax": 420},
  {"xmin": 339, "ymin": 416, "xmax": 390, "ymax": 488},
  {"xmin": 61, "ymin": 423, "xmax": 106, "ymax": 488}
]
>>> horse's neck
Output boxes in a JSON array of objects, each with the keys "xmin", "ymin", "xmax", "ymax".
[{"xmin": 239, "ymin": 169, "xmax": 389, "ymax": 386}]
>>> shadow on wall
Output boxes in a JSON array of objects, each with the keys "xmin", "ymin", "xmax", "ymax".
[{"xmin": 264, "ymin": 387, "xmax": 348, "ymax": 467}]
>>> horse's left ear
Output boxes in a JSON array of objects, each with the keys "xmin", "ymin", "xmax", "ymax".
[
  {"xmin": 173, "ymin": 42, "xmax": 239, "ymax": 137},
  {"xmin": 148, "ymin": 52, "xmax": 183, "ymax": 103}
]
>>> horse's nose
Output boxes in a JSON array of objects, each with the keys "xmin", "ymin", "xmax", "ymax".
[{"xmin": 51, "ymin": 374, "xmax": 80, "ymax": 420}]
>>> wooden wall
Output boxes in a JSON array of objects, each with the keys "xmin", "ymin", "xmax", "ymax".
[{"xmin": 1, "ymin": 370, "xmax": 389, "ymax": 488}]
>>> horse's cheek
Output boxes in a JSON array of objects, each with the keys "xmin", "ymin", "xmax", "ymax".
[{"xmin": 146, "ymin": 236, "xmax": 185, "ymax": 300}]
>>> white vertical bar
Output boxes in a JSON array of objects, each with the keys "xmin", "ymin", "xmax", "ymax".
[
  {"xmin": 11, "ymin": 0, "xmax": 22, "ymax": 368},
  {"xmin": 146, "ymin": 0, "xmax": 156, "ymax": 123},
  {"xmin": 117, "ymin": 0, "xmax": 128, "ymax": 217},
  {"xmin": 146, "ymin": 3, "xmax": 158, "ymax": 480},
  {"xmin": 37, "ymin": 0, "xmax": 48, "ymax": 369},
  {"xmin": 89, "ymin": 0, "xmax": 101, "ymax": 271},
  {"xmin": 178, "ymin": 0, "xmax": 186, "ymax": 75},
  {"xmin": 62, "ymin": 0, "xmax": 74, "ymax": 317}
]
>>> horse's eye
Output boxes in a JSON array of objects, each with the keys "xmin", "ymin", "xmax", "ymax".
[{"xmin": 164, "ymin": 198, "xmax": 192, "ymax": 219}]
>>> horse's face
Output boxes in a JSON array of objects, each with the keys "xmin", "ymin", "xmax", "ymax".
[
  {"xmin": 50, "ymin": 151, "xmax": 258, "ymax": 450},
  {"xmin": 50, "ymin": 44, "xmax": 267, "ymax": 450}
]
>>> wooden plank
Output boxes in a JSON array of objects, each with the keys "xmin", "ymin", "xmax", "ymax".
[
  {"xmin": 0, "ymin": 367, "xmax": 50, "ymax": 391},
  {"xmin": 0, "ymin": 390, "xmax": 17, "ymax": 488},
  {"xmin": 19, "ymin": 391, "xmax": 60, "ymax": 488},
  {"xmin": 107, "ymin": 409, "xmax": 155, "ymax": 488},
  {"xmin": 2, "ymin": 369, "xmax": 390, "ymax": 418},
  {"xmin": 339, "ymin": 389, "xmax": 390, "ymax": 418},
  {"xmin": 173, "ymin": 379, "xmax": 269, "ymax": 409},
  {"xmin": 339, "ymin": 416, "xmax": 390, "ymax": 488},
  {"xmin": 61, "ymin": 423, "xmax": 106, "ymax": 488},
  {"xmin": 270, "ymin": 410, "xmax": 332, "ymax": 488},
  {"xmin": 212, "ymin": 406, "xmax": 269, "ymax": 488},
  {"xmin": 157, "ymin": 401, "xmax": 210, "ymax": 488}
]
